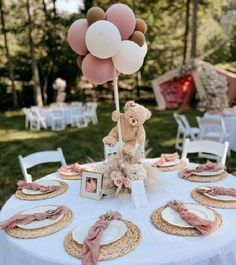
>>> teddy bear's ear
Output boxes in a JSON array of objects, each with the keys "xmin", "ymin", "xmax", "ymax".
[
  {"xmin": 146, "ymin": 109, "xmax": 152, "ymax": 120},
  {"xmin": 124, "ymin": 101, "xmax": 136, "ymax": 111}
]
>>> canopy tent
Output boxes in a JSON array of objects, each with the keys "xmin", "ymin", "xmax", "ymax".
[{"xmin": 152, "ymin": 59, "xmax": 236, "ymax": 111}]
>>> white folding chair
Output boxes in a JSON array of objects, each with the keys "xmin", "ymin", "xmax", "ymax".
[
  {"xmin": 173, "ymin": 113, "xmax": 200, "ymax": 151},
  {"xmin": 18, "ymin": 148, "xmax": 66, "ymax": 182},
  {"xmin": 197, "ymin": 116, "xmax": 228, "ymax": 142},
  {"xmin": 104, "ymin": 141, "xmax": 122, "ymax": 159},
  {"xmin": 181, "ymin": 139, "xmax": 229, "ymax": 165},
  {"xmin": 22, "ymin": 108, "xmax": 31, "ymax": 129},
  {"xmin": 50, "ymin": 109, "xmax": 66, "ymax": 131},
  {"xmin": 30, "ymin": 108, "xmax": 47, "ymax": 130},
  {"xmin": 85, "ymin": 102, "xmax": 98, "ymax": 125},
  {"xmin": 70, "ymin": 106, "xmax": 87, "ymax": 128},
  {"xmin": 197, "ymin": 116, "xmax": 230, "ymax": 159}
]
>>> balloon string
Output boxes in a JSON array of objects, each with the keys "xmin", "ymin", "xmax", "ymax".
[{"xmin": 113, "ymin": 69, "xmax": 122, "ymax": 146}]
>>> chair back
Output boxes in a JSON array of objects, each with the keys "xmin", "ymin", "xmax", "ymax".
[
  {"xmin": 173, "ymin": 113, "xmax": 191, "ymax": 132},
  {"xmin": 197, "ymin": 116, "xmax": 226, "ymax": 141},
  {"xmin": 18, "ymin": 148, "xmax": 66, "ymax": 182},
  {"xmin": 181, "ymin": 139, "xmax": 229, "ymax": 165}
]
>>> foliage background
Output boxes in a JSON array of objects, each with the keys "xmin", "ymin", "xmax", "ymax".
[{"xmin": 0, "ymin": 0, "xmax": 236, "ymax": 110}]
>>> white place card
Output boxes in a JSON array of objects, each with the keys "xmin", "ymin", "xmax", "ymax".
[{"xmin": 131, "ymin": 180, "xmax": 148, "ymax": 209}]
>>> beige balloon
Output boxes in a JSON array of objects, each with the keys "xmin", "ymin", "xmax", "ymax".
[
  {"xmin": 87, "ymin": 7, "xmax": 106, "ymax": 26},
  {"xmin": 135, "ymin": 18, "xmax": 147, "ymax": 34},
  {"xmin": 129, "ymin": 31, "xmax": 145, "ymax": 47}
]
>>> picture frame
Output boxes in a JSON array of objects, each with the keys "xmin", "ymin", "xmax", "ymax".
[{"xmin": 80, "ymin": 170, "xmax": 103, "ymax": 200}]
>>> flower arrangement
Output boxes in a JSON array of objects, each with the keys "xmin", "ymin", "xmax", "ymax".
[
  {"xmin": 101, "ymin": 150, "xmax": 158, "ymax": 198},
  {"xmin": 197, "ymin": 63, "xmax": 228, "ymax": 112}
]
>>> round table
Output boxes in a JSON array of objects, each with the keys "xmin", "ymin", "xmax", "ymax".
[{"xmin": 1, "ymin": 161, "xmax": 236, "ymax": 265}]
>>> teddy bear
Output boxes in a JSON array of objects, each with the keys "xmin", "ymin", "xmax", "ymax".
[{"xmin": 103, "ymin": 101, "xmax": 151, "ymax": 157}]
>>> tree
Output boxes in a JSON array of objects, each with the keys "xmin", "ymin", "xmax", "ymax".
[
  {"xmin": 26, "ymin": 0, "xmax": 43, "ymax": 106},
  {"xmin": 183, "ymin": 0, "xmax": 191, "ymax": 64},
  {"xmin": 0, "ymin": 0, "xmax": 18, "ymax": 108},
  {"xmin": 191, "ymin": 0, "xmax": 199, "ymax": 58}
]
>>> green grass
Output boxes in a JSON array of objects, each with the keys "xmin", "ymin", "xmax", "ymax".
[{"xmin": 0, "ymin": 102, "xmax": 236, "ymax": 207}]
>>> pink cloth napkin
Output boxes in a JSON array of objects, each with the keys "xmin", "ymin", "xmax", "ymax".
[
  {"xmin": 81, "ymin": 211, "xmax": 122, "ymax": 265},
  {"xmin": 167, "ymin": 201, "xmax": 216, "ymax": 235},
  {"xmin": 17, "ymin": 180, "xmax": 59, "ymax": 193},
  {"xmin": 0, "ymin": 205, "xmax": 68, "ymax": 230},
  {"xmin": 181, "ymin": 161, "xmax": 224, "ymax": 178},
  {"xmin": 58, "ymin": 163, "xmax": 82, "ymax": 174},
  {"xmin": 153, "ymin": 153, "xmax": 179, "ymax": 167},
  {"xmin": 196, "ymin": 186, "xmax": 236, "ymax": 197}
]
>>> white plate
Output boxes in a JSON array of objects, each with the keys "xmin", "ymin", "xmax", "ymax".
[
  {"xmin": 22, "ymin": 180, "xmax": 61, "ymax": 195},
  {"xmin": 161, "ymin": 203, "xmax": 215, "ymax": 228},
  {"xmin": 194, "ymin": 168, "xmax": 224, "ymax": 176},
  {"xmin": 17, "ymin": 205, "xmax": 64, "ymax": 230},
  {"xmin": 199, "ymin": 187, "xmax": 236, "ymax": 201},
  {"xmin": 72, "ymin": 219, "xmax": 127, "ymax": 245},
  {"xmin": 156, "ymin": 159, "xmax": 181, "ymax": 167}
]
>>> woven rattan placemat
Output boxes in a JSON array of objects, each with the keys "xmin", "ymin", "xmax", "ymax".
[
  {"xmin": 153, "ymin": 160, "xmax": 186, "ymax": 172},
  {"xmin": 192, "ymin": 189, "xmax": 236, "ymax": 208},
  {"xmin": 179, "ymin": 170, "xmax": 228, "ymax": 183},
  {"xmin": 7, "ymin": 208, "xmax": 73, "ymax": 239},
  {"xmin": 151, "ymin": 206, "xmax": 222, "ymax": 236},
  {"xmin": 15, "ymin": 181, "xmax": 68, "ymax": 201},
  {"xmin": 59, "ymin": 173, "xmax": 81, "ymax": 180},
  {"xmin": 64, "ymin": 220, "xmax": 141, "ymax": 261}
]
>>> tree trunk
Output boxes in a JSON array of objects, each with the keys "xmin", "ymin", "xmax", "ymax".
[
  {"xmin": 191, "ymin": 0, "xmax": 199, "ymax": 58},
  {"xmin": 52, "ymin": 0, "xmax": 57, "ymax": 18},
  {"xmin": 183, "ymin": 0, "xmax": 191, "ymax": 64},
  {"xmin": 26, "ymin": 0, "xmax": 43, "ymax": 106},
  {"xmin": 0, "ymin": 0, "xmax": 18, "ymax": 108}
]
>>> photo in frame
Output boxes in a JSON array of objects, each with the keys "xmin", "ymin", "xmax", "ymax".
[{"xmin": 80, "ymin": 170, "xmax": 103, "ymax": 200}]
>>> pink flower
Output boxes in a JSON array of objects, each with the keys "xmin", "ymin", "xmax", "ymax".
[
  {"xmin": 123, "ymin": 178, "xmax": 131, "ymax": 188},
  {"xmin": 111, "ymin": 171, "xmax": 123, "ymax": 181}
]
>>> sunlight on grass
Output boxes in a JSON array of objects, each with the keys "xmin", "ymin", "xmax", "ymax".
[{"xmin": 0, "ymin": 129, "xmax": 57, "ymax": 141}]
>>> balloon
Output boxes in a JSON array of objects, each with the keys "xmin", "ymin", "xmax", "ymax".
[
  {"xmin": 67, "ymin": 19, "xmax": 89, "ymax": 56},
  {"xmin": 106, "ymin": 3, "xmax": 136, "ymax": 40},
  {"xmin": 140, "ymin": 42, "xmax": 148, "ymax": 57},
  {"xmin": 87, "ymin": 7, "xmax": 106, "ymax": 25},
  {"xmin": 135, "ymin": 18, "xmax": 147, "ymax": 34},
  {"xmin": 112, "ymin": 40, "xmax": 144, "ymax": 75},
  {"xmin": 82, "ymin": 53, "xmax": 114, "ymax": 85},
  {"xmin": 129, "ymin": 31, "xmax": 145, "ymax": 47},
  {"xmin": 85, "ymin": 20, "xmax": 121, "ymax": 59},
  {"xmin": 76, "ymin": 56, "xmax": 84, "ymax": 68}
]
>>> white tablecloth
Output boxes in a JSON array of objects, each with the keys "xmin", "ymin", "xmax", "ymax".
[
  {"xmin": 37, "ymin": 106, "xmax": 73, "ymax": 127},
  {"xmin": 1, "ymin": 162, "xmax": 236, "ymax": 265}
]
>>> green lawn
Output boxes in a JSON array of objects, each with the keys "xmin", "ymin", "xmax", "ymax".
[{"xmin": 0, "ymin": 102, "xmax": 236, "ymax": 207}]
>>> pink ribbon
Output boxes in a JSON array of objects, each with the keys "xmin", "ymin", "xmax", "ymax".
[
  {"xmin": 181, "ymin": 161, "xmax": 224, "ymax": 179},
  {"xmin": 197, "ymin": 186, "xmax": 236, "ymax": 197},
  {"xmin": 167, "ymin": 201, "xmax": 216, "ymax": 235},
  {"xmin": 81, "ymin": 211, "xmax": 122, "ymax": 265},
  {"xmin": 153, "ymin": 153, "xmax": 179, "ymax": 166},
  {"xmin": 111, "ymin": 171, "xmax": 131, "ymax": 189},
  {"xmin": 17, "ymin": 180, "xmax": 59, "ymax": 193},
  {"xmin": 0, "ymin": 205, "xmax": 68, "ymax": 230},
  {"xmin": 58, "ymin": 163, "xmax": 82, "ymax": 174}
]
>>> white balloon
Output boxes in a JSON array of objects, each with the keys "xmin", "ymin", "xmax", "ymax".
[
  {"xmin": 86, "ymin": 20, "xmax": 121, "ymax": 59},
  {"xmin": 141, "ymin": 42, "xmax": 148, "ymax": 57},
  {"xmin": 112, "ymin": 40, "xmax": 144, "ymax": 75}
]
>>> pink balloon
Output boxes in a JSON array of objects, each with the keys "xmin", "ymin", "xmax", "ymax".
[
  {"xmin": 67, "ymin": 19, "xmax": 89, "ymax": 56},
  {"xmin": 106, "ymin": 4, "xmax": 136, "ymax": 40},
  {"xmin": 82, "ymin": 54, "xmax": 114, "ymax": 85}
]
